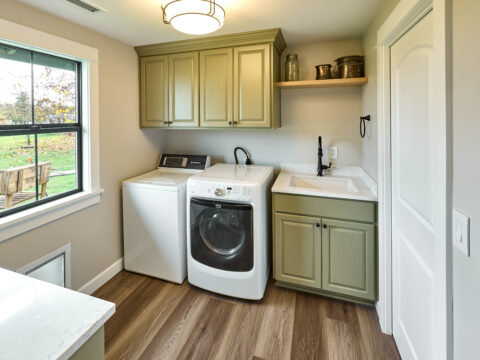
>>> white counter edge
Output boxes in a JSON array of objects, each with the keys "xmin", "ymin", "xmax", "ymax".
[
  {"xmin": 0, "ymin": 267, "xmax": 115, "ymax": 360},
  {"xmin": 58, "ymin": 303, "xmax": 115, "ymax": 360}
]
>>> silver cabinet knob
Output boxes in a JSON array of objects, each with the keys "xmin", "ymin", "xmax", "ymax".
[{"xmin": 214, "ymin": 188, "xmax": 224, "ymax": 197}]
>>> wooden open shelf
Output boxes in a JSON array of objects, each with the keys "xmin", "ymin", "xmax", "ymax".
[{"xmin": 276, "ymin": 77, "xmax": 368, "ymax": 89}]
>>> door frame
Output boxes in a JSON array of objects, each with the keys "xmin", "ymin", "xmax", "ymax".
[{"xmin": 376, "ymin": 0, "xmax": 452, "ymax": 358}]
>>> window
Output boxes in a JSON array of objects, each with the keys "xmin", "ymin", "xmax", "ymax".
[
  {"xmin": 0, "ymin": 43, "xmax": 82, "ymax": 217},
  {"xmin": 0, "ymin": 18, "xmax": 101, "ymax": 243}
]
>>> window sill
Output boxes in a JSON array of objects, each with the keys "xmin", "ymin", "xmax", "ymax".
[{"xmin": 0, "ymin": 189, "xmax": 103, "ymax": 243}]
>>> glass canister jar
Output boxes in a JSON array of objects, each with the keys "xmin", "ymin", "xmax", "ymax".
[{"xmin": 285, "ymin": 54, "xmax": 299, "ymax": 81}]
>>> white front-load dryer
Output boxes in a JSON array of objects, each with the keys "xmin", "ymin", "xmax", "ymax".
[{"xmin": 187, "ymin": 164, "xmax": 273, "ymax": 299}]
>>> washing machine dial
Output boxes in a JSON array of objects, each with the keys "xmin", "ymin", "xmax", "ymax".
[{"xmin": 214, "ymin": 188, "xmax": 224, "ymax": 197}]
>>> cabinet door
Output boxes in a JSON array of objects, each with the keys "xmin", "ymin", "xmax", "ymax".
[
  {"xmin": 200, "ymin": 48, "xmax": 233, "ymax": 128},
  {"xmin": 140, "ymin": 56, "xmax": 168, "ymax": 128},
  {"xmin": 274, "ymin": 213, "xmax": 322, "ymax": 288},
  {"xmin": 234, "ymin": 44, "xmax": 271, "ymax": 128},
  {"xmin": 168, "ymin": 52, "xmax": 199, "ymax": 127},
  {"xmin": 322, "ymin": 219, "xmax": 376, "ymax": 301}
]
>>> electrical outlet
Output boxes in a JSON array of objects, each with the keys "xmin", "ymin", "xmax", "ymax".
[
  {"xmin": 329, "ymin": 146, "xmax": 338, "ymax": 160},
  {"xmin": 453, "ymin": 209, "xmax": 470, "ymax": 257}
]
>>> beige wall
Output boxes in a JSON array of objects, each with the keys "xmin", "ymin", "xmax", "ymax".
[
  {"xmin": 452, "ymin": 0, "xmax": 480, "ymax": 358},
  {"xmin": 361, "ymin": 0, "xmax": 400, "ymax": 181},
  {"xmin": 0, "ymin": 0, "xmax": 164, "ymax": 290},
  {"xmin": 163, "ymin": 40, "xmax": 363, "ymax": 168}
]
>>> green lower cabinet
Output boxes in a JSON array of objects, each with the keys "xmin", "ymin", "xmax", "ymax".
[
  {"xmin": 69, "ymin": 327, "xmax": 105, "ymax": 360},
  {"xmin": 272, "ymin": 193, "xmax": 377, "ymax": 305},
  {"xmin": 321, "ymin": 219, "xmax": 376, "ymax": 301},
  {"xmin": 274, "ymin": 213, "xmax": 322, "ymax": 288}
]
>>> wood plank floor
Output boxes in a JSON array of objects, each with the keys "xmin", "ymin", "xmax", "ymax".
[{"xmin": 93, "ymin": 271, "xmax": 400, "ymax": 360}]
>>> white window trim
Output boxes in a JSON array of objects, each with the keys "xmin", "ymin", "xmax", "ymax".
[{"xmin": 0, "ymin": 18, "xmax": 102, "ymax": 243}]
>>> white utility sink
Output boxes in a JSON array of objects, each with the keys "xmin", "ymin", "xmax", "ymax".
[
  {"xmin": 272, "ymin": 165, "xmax": 377, "ymax": 202},
  {"xmin": 289, "ymin": 175, "xmax": 359, "ymax": 194}
]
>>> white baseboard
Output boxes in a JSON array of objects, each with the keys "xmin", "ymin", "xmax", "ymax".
[{"xmin": 77, "ymin": 258, "xmax": 124, "ymax": 295}]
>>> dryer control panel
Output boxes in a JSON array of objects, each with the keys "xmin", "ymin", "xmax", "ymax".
[
  {"xmin": 159, "ymin": 154, "xmax": 211, "ymax": 170},
  {"xmin": 190, "ymin": 183, "xmax": 254, "ymax": 202}
]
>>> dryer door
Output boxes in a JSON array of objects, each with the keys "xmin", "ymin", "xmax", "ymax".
[{"xmin": 190, "ymin": 198, "xmax": 253, "ymax": 272}]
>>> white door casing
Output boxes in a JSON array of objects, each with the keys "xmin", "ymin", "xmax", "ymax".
[
  {"xmin": 376, "ymin": 0, "xmax": 452, "ymax": 359},
  {"xmin": 391, "ymin": 12, "xmax": 434, "ymax": 359}
]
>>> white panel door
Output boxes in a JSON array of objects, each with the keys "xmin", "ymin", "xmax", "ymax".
[{"xmin": 391, "ymin": 12, "xmax": 436, "ymax": 360}]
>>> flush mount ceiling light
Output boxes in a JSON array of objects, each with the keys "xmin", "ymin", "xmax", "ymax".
[{"xmin": 162, "ymin": 0, "xmax": 225, "ymax": 35}]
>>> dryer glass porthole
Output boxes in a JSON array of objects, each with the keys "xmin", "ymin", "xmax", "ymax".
[{"xmin": 190, "ymin": 198, "xmax": 253, "ymax": 272}]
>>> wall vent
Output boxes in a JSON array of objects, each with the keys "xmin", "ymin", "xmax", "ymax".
[
  {"xmin": 65, "ymin": 0, "xmax": 105, "ymax": 13},
  {"xmin": 16, "ymin": 243, "xmax": 72, "ymax": 289}
]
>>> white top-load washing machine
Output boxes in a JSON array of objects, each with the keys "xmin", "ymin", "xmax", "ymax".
[
  {"xmin": 187, "ymin": 163, "xmax": 274, "ymax": 300},
  {"xmin": 123, "ymin": 154, "xmax": 210, "ymax": 283}
]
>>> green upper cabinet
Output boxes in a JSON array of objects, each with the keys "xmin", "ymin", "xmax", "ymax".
[
  {"xmin": 321, "ymin": 219, "xmax": 376, "ymax": 301},
  {"xmin": 200, "ymin": 48, "xmax": 233, "ymax": 128},
  {"xmin": 234, "ymin": 44, "xmax": 271, "ymax": 128},
  {"xmin": 140, "ymin": 55, "xmax": 168, "ymax": 128},
  {"xmin": 135, "ymin": 29, "xmax": 286, "ymax": 129},
  {"xmin": 274, "ymin": 213, "xmax": 322, "ymax": 288},
  {"xmin": 168, "ymin": 52, "xmax": 199, "ymax": 128}
]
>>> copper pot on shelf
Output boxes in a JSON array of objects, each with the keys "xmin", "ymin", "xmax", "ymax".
[
  {"xmin": 334, "ymin": 55, "xmax": 365, "ymax": 78},
  {"xmin": 315, "ymin": 64, "xmax": 332, "ymax": 80}
]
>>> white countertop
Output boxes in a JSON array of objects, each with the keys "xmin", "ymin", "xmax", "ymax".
[
  {"xmin": 0, "ymin": 268, "xmax": 115, "ymax": 360},
  {"xmin": 189, "ymin": 163, "xmax": 274, "ymax": 186},
  {"xmin": 272, "ymin": 164, "xmax": 378, "ymax": 202}
]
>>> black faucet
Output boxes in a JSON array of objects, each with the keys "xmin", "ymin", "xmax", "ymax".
[{"xmin": 317, "ymin": 136, "xmax": 331, "ymax": 176}]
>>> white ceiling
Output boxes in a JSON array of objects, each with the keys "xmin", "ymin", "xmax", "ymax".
[{"xmin": 18, "ymin": 0, "xmax": 383, "ymax": 47}]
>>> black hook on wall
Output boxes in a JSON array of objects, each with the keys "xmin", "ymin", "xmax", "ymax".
[{"xmin": 360, "ymin": 115, "xmax": 371, "ymax": 138}]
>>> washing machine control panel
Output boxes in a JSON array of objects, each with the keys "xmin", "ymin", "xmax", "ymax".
[
  {"xmin": 191, "ymin": 183, "xmax": 254, "ymax": 202},
  {"xmin": 158, "ymin": 154, "xmax": 211, "ymax": 170}
]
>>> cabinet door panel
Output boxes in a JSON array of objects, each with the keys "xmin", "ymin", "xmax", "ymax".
[
  {"xmin": 234, "ymin": 44, "xmax": 271, "ymax": 128},
  {"xmin": 274, "ymin": 213, "xmax": 321, "ymax": 288},
  {"xmin": 200, "ymin": 48, "xmax": 233, "ymax": 127},
  {"xmin": 169, "ymin": 52, "xmax": 199, "ymax": 127},
  {"xmin": 140, "ymin": 56, "xmax": 168, "ymax": 127},
  {"xmin": 322, "ymin": 219, "xmax": 376, "ymax": 300}
]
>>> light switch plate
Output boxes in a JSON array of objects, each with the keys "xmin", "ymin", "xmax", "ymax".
[
  {"xmin": 329, "ymin": 146, "xmax": 338, "ymax": 160},
  {"xmin": 453, "ymin": 209, "xmax": 470, "ymax": 256}
]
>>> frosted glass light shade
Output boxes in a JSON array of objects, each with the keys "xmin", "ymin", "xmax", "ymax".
[{"xmin": 164, "ymin": 0, "xmax": 225, "ymax": 35}]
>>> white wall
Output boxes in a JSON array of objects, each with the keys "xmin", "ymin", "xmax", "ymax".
[
  {"xmin": 452, "ymin": 0, "xmax": 480, "ymax": 358},
  {"xmin": 0, "ymin": 0, "xmax": 164, "ymax": 290},
  {"xmin": 163, "ymin": 40, "xmax": 363, "ymax": 169},
  {"xmin": 361, "ymin": 0, "xmax": 400, "ymax": 181}
]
